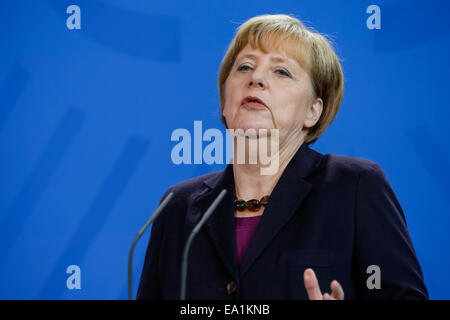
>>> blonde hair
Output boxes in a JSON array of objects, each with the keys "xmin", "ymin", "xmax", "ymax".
[{"xmin": 218, "ymin": 14, "xmax": 344, "ymax": 144}]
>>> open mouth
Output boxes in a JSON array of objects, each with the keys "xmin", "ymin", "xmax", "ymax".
[{"xmin": 242, "ymin": 96, "xmax": 267, "ymax": 109}]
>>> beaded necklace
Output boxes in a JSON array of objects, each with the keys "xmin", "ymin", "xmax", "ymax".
[{"xmin": 234, "ymin": 195, "xmax": 270, "ymax": 212}]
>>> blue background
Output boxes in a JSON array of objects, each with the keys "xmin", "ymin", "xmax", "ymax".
[{"xmin": 0, "ymin": 0, "xmax": 449, "ymax": 299}]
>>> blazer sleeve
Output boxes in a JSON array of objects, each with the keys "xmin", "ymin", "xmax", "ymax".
[
  {"xmin": 136, "ymin": 188, "xmax": 173, "ymax": 300},
  {"xmin": 353, "ymin": 162, "xmax": 428, "ymax": 299}
]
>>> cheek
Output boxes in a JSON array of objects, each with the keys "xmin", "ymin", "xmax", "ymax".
[
  {"xmin": 223, "ymin": 81, "xmax": 240, "ymax": 115},
  {"xmin": 222, "ymin": 103, "xmax": 231, "ymax": 120},
  {"xmin": 273, "ymin": 94, "xmax": 308, "ymax": 128},
  {"xmin": 222, "ymin": 96, "xmax": 235, "ymax": 122}
]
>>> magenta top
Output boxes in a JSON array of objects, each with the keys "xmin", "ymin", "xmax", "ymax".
[{"xmin": 235, "ymin": 215, "xmax": 262, "ymax": 264}]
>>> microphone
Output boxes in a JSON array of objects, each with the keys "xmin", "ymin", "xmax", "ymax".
[
  {"xmin": 128, "ymin": 191, "xmax": 174, "ymax": 300},
  {"xmin": 180, "ymin": 189, "xmax": 227, "ymax": 300}
]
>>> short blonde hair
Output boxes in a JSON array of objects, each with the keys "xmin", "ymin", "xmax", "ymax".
[{"xmin": 218, "ymin": 14, "xmax": 344, "ymax": 144}]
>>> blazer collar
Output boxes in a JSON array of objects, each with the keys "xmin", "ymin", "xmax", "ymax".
[{"xmin": 194, "ymin": 142, "xmax": 324, "ymax": 280}]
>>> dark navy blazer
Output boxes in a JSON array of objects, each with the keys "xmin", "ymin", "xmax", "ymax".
[{"xmin": 137, "ymin": 143, "xmax": 428, "ymax": 300}]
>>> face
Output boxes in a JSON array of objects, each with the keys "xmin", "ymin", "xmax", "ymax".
[{"xmin": 222, "ymin": 44, "xmax": 322, "ymax": 144}]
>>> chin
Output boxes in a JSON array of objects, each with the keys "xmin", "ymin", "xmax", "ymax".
[{"xmin": 230, "ymin": 121, "xmax": 272, "ymax": 134}]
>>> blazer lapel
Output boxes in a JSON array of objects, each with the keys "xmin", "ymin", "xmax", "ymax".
[
  {"xmin": 193, "ymin": 165, "xmax": 239, "ymax": 280},
  {"xmin": 239, "ymin": 143, "xmax": 324, "ymax": 278}
]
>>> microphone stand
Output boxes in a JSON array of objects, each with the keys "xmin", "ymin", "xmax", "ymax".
[
  {"xmin": 180, "ymin": 189, "xmax": 227, "ymax": 300},
  {"xmin": 128, "ymin": 192, "xmax": 174, "ymax": 300}
]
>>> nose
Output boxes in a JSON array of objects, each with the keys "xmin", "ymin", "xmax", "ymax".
[
  {"xmin": 249, "ymin": 80, "xmax": 264, "ymax": 89},
  {"xmin": 248, "ymin": 70, "xmax": 266, "ymax": 89}
]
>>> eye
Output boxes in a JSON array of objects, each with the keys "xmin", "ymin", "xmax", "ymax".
[
  {"xmin": 275, "ymin": 68, "xmax": 291, "ymax": 77},
  {"xmin": 237, "ymin": 65, "xmax": 252, "ymax": 72}
]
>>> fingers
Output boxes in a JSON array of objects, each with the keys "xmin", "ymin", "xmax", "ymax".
[
  {"xmin": 303, "ymin": 269, "xmax": 344, "ymax": 301},
  {"xmin": 303, "ymin": 268, "xmax": 322, "ymax": 300},
  {"xmin": 330, "ymin": 280, "xmax": 345, "ymax": 300},
  {"xmin": 323, "ymin": 293, "xmax": 336, "ymax": 300}
]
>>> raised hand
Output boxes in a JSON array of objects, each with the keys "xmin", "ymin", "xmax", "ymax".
[{"xmin": 303, "ymin": 268, "xmax": 344, "ymax": 300}]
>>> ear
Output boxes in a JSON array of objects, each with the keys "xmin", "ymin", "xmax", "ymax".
[{"xmin": 304, "ymin": 97, "xmax": 323, "ymax": 129}]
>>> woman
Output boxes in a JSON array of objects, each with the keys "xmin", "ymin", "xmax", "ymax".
[{"xmin": 137, "ymin": 14, "xmax": 428, "ymax": 300}]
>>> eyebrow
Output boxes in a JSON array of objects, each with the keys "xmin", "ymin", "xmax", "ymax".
[{"xmin": 237, "ymin": 53, "xmax": 292, "ymax": 64}]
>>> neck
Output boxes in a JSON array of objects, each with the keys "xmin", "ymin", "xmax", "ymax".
[{"xmin": 232, "ymin": 129, "xmax": 305, "ymax": 200}]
